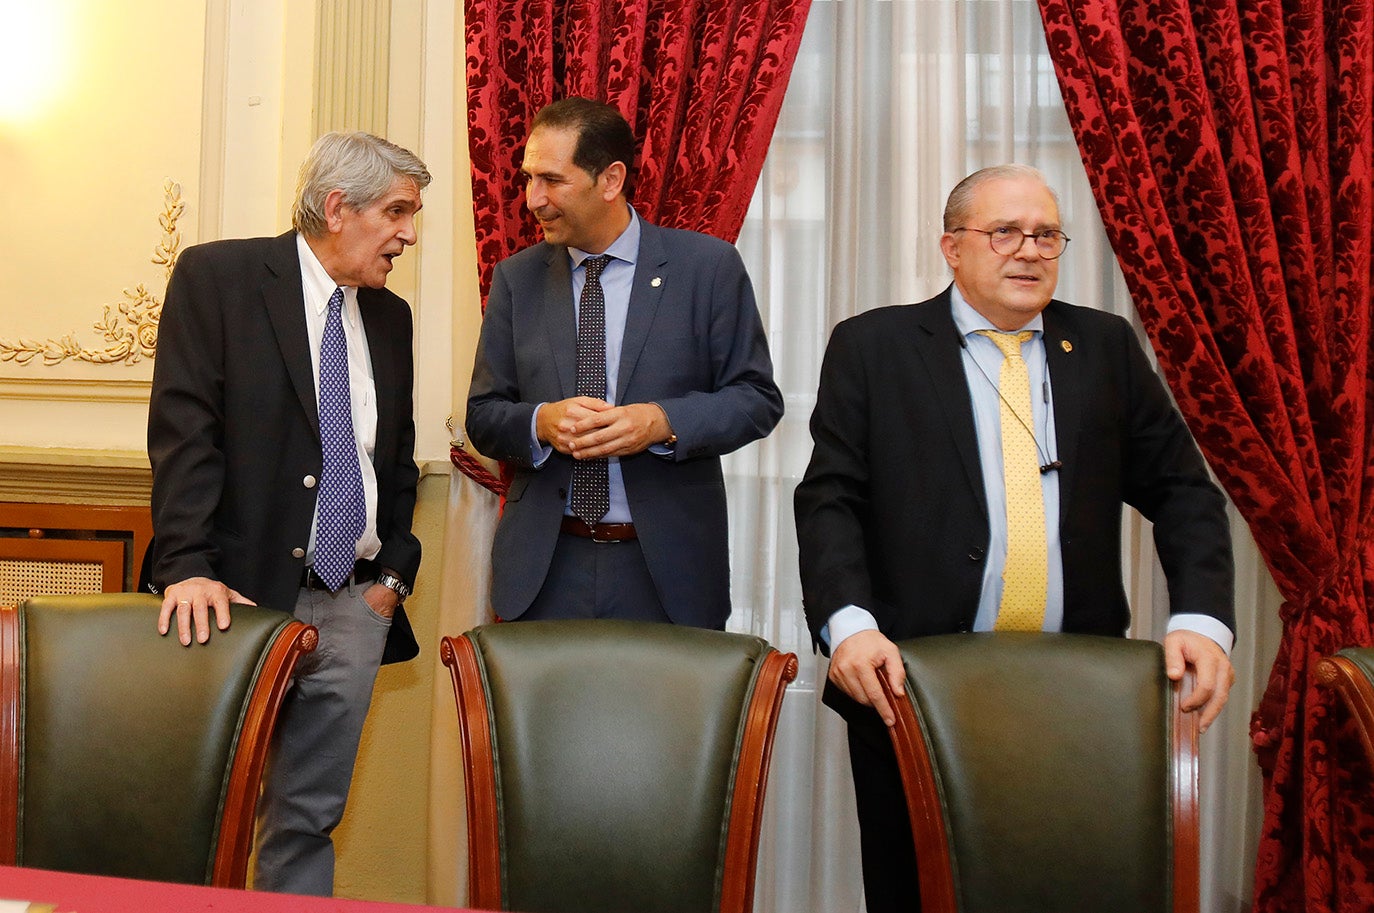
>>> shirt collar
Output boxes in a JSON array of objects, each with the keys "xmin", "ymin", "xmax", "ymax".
[
  {"xmin": 296, "ymin": 232, "xmax": 357, "ymax": 317},
  {"xmin": 569, "ymin": 205, "xmax": 641, "ymax": 271},
  {"xmin": 949, "ymin": 282, "xmax": 1044, "ymax": 339}
]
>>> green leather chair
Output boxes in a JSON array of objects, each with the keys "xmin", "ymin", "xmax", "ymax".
[
  {"xmin": 0, "ymin": 593, "xmax": 316, "ymax": 887},
  {"xmin": 440, "ymin": 619, "xmax": 798, "ymax": 913},
  {"xmin": 878, "ymin": 632, "xmax": 1199, "ymax": 913},
  {"xmin": 1316, "ymin": 646, "xmax": 1374, "ymax": 769}
]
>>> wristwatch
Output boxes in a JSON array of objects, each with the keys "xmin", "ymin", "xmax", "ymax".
[{"xmin": 375, "ymin": 572, "xmax": 412, "ymax": 603}]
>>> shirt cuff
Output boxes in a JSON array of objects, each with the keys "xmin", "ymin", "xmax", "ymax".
[
  {"xmin": 822, "ymin": 604, "xmax": 879, "ymax": 652},
  {"xmin": 529, "ymin": 404, "xmax": 552, "ymax": 467},
  {"xmin": 1166, "ymin": 613, "xmax": 1234, "ymax": 655}
]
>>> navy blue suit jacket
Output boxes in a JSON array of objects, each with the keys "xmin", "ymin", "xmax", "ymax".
[{"xmin": 466, "ymin": 216, "xmax": 783, "ymax": 627}]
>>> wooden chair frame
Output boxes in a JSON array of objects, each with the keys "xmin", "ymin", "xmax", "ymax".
[
  {"xmin": 440, "ymin": 632, "xmax": 798, "ymax": 913},
  {"xmin": 879, "ymin": 667, "xmax": 1200, "ymax": 913},
  {"xmin": 0, "ymin": 603, "xmax": 317, "ymax": 887},
  {"xmin": 1315, "ymin": 651, "xmax": 1374, "ymax": 769}
]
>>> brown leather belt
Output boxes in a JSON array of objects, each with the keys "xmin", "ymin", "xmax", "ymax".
[{"xmin": 560, "ymin": 517, "xmax": 638, "ymax": 543}]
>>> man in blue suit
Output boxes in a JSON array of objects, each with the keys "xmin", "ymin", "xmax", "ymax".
[{"xmin": 467, "ymin": 98, "xmax": 782, "ymax": 628}]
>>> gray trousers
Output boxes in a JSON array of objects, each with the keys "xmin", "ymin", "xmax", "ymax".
[{"xmin": 253, "ymin": 582, "xmax": 392, "ymax": 896}]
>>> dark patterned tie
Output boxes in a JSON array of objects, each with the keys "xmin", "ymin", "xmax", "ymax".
[
  {"xmin": 571, "ymin": 255, "xmax": 611, "ymax": 526},
  {"xmin": 314, "ymin": 287, "xmax": 366, "ymax": 590}
]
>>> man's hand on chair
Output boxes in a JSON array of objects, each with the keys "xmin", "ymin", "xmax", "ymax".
[{"xmin": 158, "ymin": 577, "xmax": 255, "ymax": 646}]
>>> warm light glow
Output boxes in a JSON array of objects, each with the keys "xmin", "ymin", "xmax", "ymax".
[{"xmin": 0, "ymin": 3, "xmax": 68, "ymax": 123}]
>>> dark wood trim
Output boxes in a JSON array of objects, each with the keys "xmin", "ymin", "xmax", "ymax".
[
  {"xmin": 880, "ymin": 672, "xmax": 959, "ymax": 912},
  {"xmin": 440, "ymin": 635, "xmax": 503, "ymax": 910},
  {"xmin": 719, "ymin": 650, "xmax": 798, "ymax": 913},
  {"xmin": 209, "ymin": 621, "xmax": 318, "ymax": 888},
  {"xmin": 1316, "ymin": 654, "xmax": 1374, "ymax": 771},
  {"xmin": 0, "ymin": 502, "xmax": 153, "ymax": 595},
  {"xmin": 0, "ymin": 607, "xmax": 18, "ymax": 865},
  {"xmin": 1171, "ymin": 672, "xmax": 1200, "ymax": 913}
]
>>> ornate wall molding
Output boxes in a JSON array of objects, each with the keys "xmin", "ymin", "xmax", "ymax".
[
  {"xmin": 0, "ymin": 377, "xmax": 150, "ymax": 403},
  {"xmin": 0, "ymin": 446, "xmax": 443, "ymax": 509},
  {"xmin": 0, "ymin": 446, "xmax": 152, "ymax": 506},
  {"xmin": 0, "ymin": 180, "xmax": 183, "ymax": 368}
]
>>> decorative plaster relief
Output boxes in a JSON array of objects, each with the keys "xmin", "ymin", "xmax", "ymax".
[{"xmin": 0, "ymin": 180, "xmax": 183, "ymax": 367}]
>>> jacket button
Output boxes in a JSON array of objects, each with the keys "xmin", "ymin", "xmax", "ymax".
[
  {"xmin": 292, "ymin": 548, "xmax": 305, "ymax": 559},
  {"xmin": 968, "ymin": 546, "xmax": 985, "ymax": 561},
  {"xmin": 558, "ymin": 488, "xmax": 567, "ymax": 499},
  {"xmin": 303, "ymin": 475, "xmax": 317, "ymax": 488}
]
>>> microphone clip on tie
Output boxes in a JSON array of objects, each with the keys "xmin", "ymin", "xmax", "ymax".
[{"xmin": 963, "ymin": 328, "xmax": 1064, "ymax": 475}]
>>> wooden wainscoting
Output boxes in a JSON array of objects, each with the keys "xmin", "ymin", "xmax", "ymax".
[{"xmin": 0, "ymin": 503, "xmax": 153, "ymax": 607}]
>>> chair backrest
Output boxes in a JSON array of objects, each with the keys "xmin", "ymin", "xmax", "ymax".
[
  {"xmin": 1316, "ymin": 646, "xmax": 1374, "ymax": 769},
  {"xmin": 879, "ymin": 632, "xmax": 1199, "ymax": 913},
  {"xmin": 0, "ymin": 593, "xmax": 316, "ymax": 887},
  {"xmin": 440, "ymin": 619, "xmax": 798, "ymax": 913}
]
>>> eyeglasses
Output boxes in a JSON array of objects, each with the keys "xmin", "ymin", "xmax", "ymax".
[{"xmin": 951, "ymin": 226, "xmax": 1071, "ymax": 259}]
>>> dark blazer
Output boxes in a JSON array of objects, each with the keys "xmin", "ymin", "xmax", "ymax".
[
  {"xmin": 794, "ymin": 287, "xmax": 1234, "ymax": 671},
  {"xmin": 148, "ymin": 231, "xmax": 422, "ymax": 660},
  {"xmin": 466, "ymin": 216, "xmax": 783, "ymax": 628}
]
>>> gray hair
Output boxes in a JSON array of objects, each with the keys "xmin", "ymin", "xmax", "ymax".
[
  {"xmin": 943, "ymin": 164, "xmax": 1059, "ymax": 231},
  {"xmin": 292, "ymin": 132, "xmax": 432, "ymax": 237}
]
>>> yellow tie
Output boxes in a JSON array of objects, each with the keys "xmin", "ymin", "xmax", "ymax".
[{"xmin": 977, "ymin": 330, "xmax": 1047, "ymax": 631}]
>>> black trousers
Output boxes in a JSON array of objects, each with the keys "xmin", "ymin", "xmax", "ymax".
[{"xmin": 519, "ymin": 533, "xmax": 674, "ymax": 623}]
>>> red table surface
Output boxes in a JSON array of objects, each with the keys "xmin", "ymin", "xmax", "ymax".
[{"xmin": 0, "ymin": 866, "xmax": 477, "ymax": 913}]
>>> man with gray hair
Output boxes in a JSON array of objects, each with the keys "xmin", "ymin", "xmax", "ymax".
[{"xmin": 148, "ymin": 131, "xmax": 430, "ymax": 895}]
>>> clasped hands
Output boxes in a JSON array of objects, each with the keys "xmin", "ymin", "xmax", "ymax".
[{"xmin": 537, "ymin": 396, "xmax": 671, "ymax": 459}]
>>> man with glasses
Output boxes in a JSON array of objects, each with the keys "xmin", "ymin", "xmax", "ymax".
[{"xmin": 794, "ymin": 164, "xmax": 1235, "ymax": 912}]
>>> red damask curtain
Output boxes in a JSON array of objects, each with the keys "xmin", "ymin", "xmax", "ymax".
[
  {"xmin": 1036, "ymin": 1, "xmax": 1373, "ymax": 910},
  {"xmin": 464, "ymin": 0, "xmax": 812, "ymax": 302}
]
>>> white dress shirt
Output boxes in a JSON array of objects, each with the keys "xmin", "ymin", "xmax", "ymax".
[{"xmin": 296, "ymin": 233, "xmax": 382, "ymax": 564}]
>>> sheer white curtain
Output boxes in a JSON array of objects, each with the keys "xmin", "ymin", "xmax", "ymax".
[{"xmin": 724, "ymin": 2, "xmax": 1283, "ymax": 911}]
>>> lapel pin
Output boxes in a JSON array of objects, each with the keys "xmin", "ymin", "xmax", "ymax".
[
  {"xmin": 1061, "ymin": 340, "xmax": 1073, "ymax": 353},
  {"xmin": 651, "ymin": 277, "xmax": 662, "ymax": 288}
]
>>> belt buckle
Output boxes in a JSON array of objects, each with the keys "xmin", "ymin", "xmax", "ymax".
[{"xmin": 590, "ymin": 525, "xmax": 615, "ymax": 544}]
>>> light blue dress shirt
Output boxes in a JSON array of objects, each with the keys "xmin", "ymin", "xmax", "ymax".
[
  {"xmin": 951, "ymin": 287, "xmax": 1065, "ymax": 633},
  {"xmin": 528, "ymin": 209, "xmax": 657, "ymax": 524}
]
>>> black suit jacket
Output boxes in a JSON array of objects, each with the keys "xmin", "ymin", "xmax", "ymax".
[
  {"xmin": 794, "ymin": 288, "xmax": 1234, "ymax": 673},
  {"xmin": 148, "ymin": 231, "xmax": 422, "ymax": 660}
]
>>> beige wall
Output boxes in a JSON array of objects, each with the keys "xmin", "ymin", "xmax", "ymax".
[
  {"xmin": 334, "ymin": 471, "xmax": 449, "ymax": 903},
  {"xmin": 0, "ymin": 2, "xmax": 206, "ymax": 449},
  {"xmin": 0, "ymin": 1, "xmax": 483, "ymax": 903}
]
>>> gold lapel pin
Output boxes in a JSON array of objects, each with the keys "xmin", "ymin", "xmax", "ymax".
[
  {"xmin": 1061, "ymin": 340, "xmax": 1073, "ymax": 353},
  {"xmin": 651, "ymin": 277, "xmax": 662, "ymax": 288}
]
